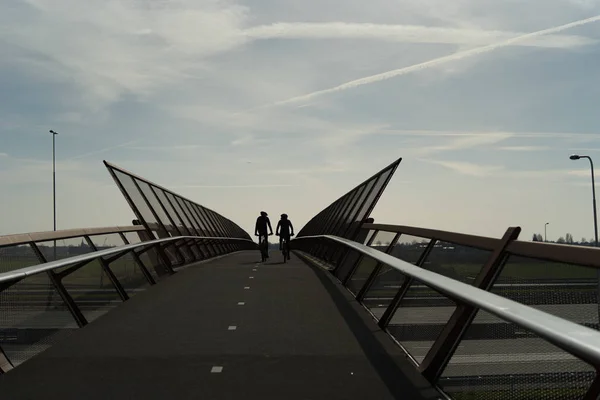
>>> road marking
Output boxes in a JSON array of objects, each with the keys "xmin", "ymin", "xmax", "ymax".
[
  {"xmin": 238, "ymin": 302, "xmax": 245, "ymax": 306},
  {"xmin": 244, "ymin": 286, "xmax": 250, "ymax": 290},
  {"xmin": 211, "ymin": 366, "xmax": 223, "ymax": 373},
  {"xmin": 249, "ymin": 276, "xmax": 254, "ymax": 279},
  {"xmin": 252, "ymin": 269, "xmax": 257, "ymax": 271},
  {"xmin": 228, "ymin": 326, "xmax": 237, "ymax": 331}
]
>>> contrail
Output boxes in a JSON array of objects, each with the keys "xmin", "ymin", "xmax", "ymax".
[
  {"xmin": 67, "ymin": 140, "xmax": 139, "ymax": 160},
  {"xmin": 261, "ymin": 15, "xmax": 600, "ymax": 108}
]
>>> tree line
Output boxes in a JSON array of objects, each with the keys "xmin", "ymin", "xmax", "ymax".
[{"xmin": 532, "ymin": 233, "xmax": 596, "ymax": 245}]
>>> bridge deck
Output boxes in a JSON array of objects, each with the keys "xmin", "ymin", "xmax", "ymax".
[{"xmin": 0, "ymin": 251, "xmax": 437, "ymax": 399}]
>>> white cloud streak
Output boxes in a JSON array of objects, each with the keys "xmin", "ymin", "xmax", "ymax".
[
  {"xmin": 171, "ymin": 184, "xmax": 298, "ymax": 189},
  {"xmin": 415, "ymin": 132, "xmax": 513, "ymax": 156},
  {"xmin": 67, "ymin": 140, "xmax": 140, "ymax": 160},
  {"xmin": 243, "ymin": 22, "xmax": 594, "ymax": 48},
  {"xmin": 259, "ymin": 14, "xmax": 600, "ymax": 108},
  {"xmin": 497, "ymin": 146, "xmax": 552, "ymax": 151},
  {"xmin": 421, "ymin": 159, "xmax": 505, "ymax": 177}
]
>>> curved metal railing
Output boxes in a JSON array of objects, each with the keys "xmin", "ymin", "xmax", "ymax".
[
  {"xmin": 0, "ymin": 226, "xmax": 256, "ymax": 374},
  {"xmin": 293, "ymin": 232, "xmax": 600, "ymax": 399}
]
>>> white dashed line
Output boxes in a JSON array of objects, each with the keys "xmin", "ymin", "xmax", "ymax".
[
  {"xmin": 211, "ymin": 366, "xmax": 223, "ymax": 373},
  {"xmin": 228, "ymin": 326, "xmax": 237, "ymax": 331},
  {"xmin": 237, "ymin": 302, "xmax": 245, "ymax": 306},
  {"xmin": 249, "ymin": 276, "xmax": 254, "ymax": 279},
  {"xmin": 244, "ymin": 286, "xmax": 250, "ymax": 290},
  {"xmin": 252, "ymin": 269, "xmax": 257, "ymax": 271}
]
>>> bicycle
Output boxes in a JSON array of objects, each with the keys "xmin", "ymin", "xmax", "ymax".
[
  {"xmin": 279, "ymin": 234, "xmax": 293, "ymax": 263},
  {"xmin": 257, "ymin": 233, "xmax": 271, "ymax": 262}
]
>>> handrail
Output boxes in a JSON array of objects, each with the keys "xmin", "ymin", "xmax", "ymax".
[
  {"xmin": 0, "ymin": 236, "xmax": 257, "ymax": 285},
  {"xmin": 364, "ymin": 222, "xmax": 600, "ymax": 269},
  {"xmin": 295, "ymin": 235, "xmax": 600, "ymax": 367},
  {"xmin": 0, "ymin": 226, "xmax": 147, "ymax": 248},
  {"xmin": 507, "ymin": 239, "xmax": 600, "ymax": 269},
  {"xmin": 362, "ymin": 223, "xmax": 500, "ymax": 251}
]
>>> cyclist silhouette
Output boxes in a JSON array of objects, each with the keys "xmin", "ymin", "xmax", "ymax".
[
  {"xmin": 255, "ymin": 211, "xmax": 273, "ymax": 260},
  {"xmin": 276, "ymin": 214, "xmax": 294, "ymax": 251},
  {"xmin": 255, "ymin": 211, "xmax": 273, "ymax": 239}
]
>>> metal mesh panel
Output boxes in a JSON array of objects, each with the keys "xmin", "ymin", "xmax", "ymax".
[
  {"xmin": 363, "ymin": 235, "xmax": 429, "ymax": 311},
  {"xmin": 111, "ymin": 170, "xmax": 162, "ymax": 239},
  {"xmin": 37, "ymin": 238, "xmax": 94, "ymax": 262},
  {"xmin": 493, "ymin": 256, "xmax": 599, "ymax": 331},
  {"xmin": 0, "ymin": 245, "xmax": 40, "ymax": 274},
  {"xmin": 385, "ymin": 281, "xmax": 457, "ymax": 364},
  {"xmin": 369, "ymin": 231, "xmax": 397, "ymax": 250},
  {"xmin": 424, "ymin": 241, "xmax": 491, "ymax": 285},
  {"xmin": 0, "ymin": 274, "xmax": 77, "ymax": 367},
  {"xmin": 346, "ymin": 168, "xmax": 394, "ymax": 240},
  {"xmin": 439, "ymin": 310, "xmax": 595, "ymax": 399},
  {"xmin": 347, "ymin": 256, "xmax": 379, "ymax": 296},
  {"xmin": 297, "ymin": 158, "xmax": 401, "ymax": 237},
  {"xmin": 58, "ymin": 259, "xmax": 123, "ymax": 323},
  {"xmin": 137, "ymin": 247, "xmax": 165, "ymax": 282},
  {"xmin": 88, "ymin": 233, "xmax": 125, "ymax": 249},
  {"xmin": 107, "ymin": 252, "xmax": 150, "ymax": 297},
  {"xmin": 392, "ymin": 235, "xmax": 431, "ymax": 264}
]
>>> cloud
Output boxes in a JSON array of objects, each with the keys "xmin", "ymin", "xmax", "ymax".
[
  {"xmin": 1, "ymin": 0, "xmax": 250, "ymax": 109},
  {"xmin": 0, "ymin": 153, "xmax": 8, "ymax": 157},
  {"xmin": 415, "ymin": 132, "xmax": 513, "ymax": 155},
  {"xmin": 421, "ymin": 159, "xmax": 505, "ymax": 177},
  {"xmin": 497, "ymin": 146, "xmax": 552, "ymax": 151},
  {"xmin": 170, "ymin": 184, "xmax": 298, "ymax": 189},
  {"xmin": 257, "ymin": 14, "xmax": 600, "ymax": 108},
  {"xmin": 243, "ymin": 22, "xmax": 594, "ymax": 48},
  {"xmin": 67, "ymin": 140, "xmax": 139, "ymax": 160},
  {"xmin": 378, "ymin": 129, "xmax": 600, "ymax": 139}
]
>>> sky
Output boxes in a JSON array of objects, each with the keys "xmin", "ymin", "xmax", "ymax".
[{"xmin": 1, "ymin": 0, "xmax": 600, "ymax": 244}]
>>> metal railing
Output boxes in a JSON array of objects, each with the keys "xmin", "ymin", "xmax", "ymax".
[
  {"xmin": 293, "ymin": 224, "xmax": 600, "ymax": 400},
  {"xmin": 0, "ymin": 226, "xmax": 255, "ymax": 373}
]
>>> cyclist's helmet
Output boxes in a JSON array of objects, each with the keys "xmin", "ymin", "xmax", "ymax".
[
  {"xmin": 260, "ymin": 211, "xmax": 268, "ymax": 217},
  {"xmin": 281, "ymin": 213, "xmax": 288, "ymax": 219}
]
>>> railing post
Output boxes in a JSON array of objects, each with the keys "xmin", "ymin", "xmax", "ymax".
[
  {"xmin": 0, "ymin": 347, "xmax": 13, "ymax": 374},
  {"xmin": 84, "ymin": 236, "xmax": 129, "ymax": 302},
  {"xmin": 118, "ymin": 232, "xmax": 156, "ymax": 285},
  {"xmin": 418, "ymin": 226, "xmax": 521, "ymax": 383},
  {"xmin": 30, "ymin": 242, "xmax": 88, "ymax": 328},
  {"xmin": 134, "ymin": 220, "xmax": 174, "ymax": 276},
  {"xmin": 339, "ymin": 230, "xmax": 378, "ymax": 285},
  {"xmin": 378, "ymin": 239, "xmax": 436, "ymax": 329},
  {"xmin": 356, "ymin": 233, "xmax": 401, "ymax": 302},
  {"xmin": 333, "ymin": 218, "xmax": 375, "ymax": 274}
]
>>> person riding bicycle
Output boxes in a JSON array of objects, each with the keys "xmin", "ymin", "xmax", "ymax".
[
  {"xmin": 276, "ymin": 214, "xmax": 294, "ymax": 256},
  {"xmin": 255, "ymin": 211, "xmax": 273, "ymax": 237},
  {"xmin": 255, "ymin": 212, "xmax": 273, "ymax": 257}
]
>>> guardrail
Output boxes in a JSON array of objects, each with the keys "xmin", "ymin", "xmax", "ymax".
[
  {"xmin": 293, "ymin": 228, "xmax": 600, "ymax": 400},
  {"xmin": 0, "ymin": 227, "xmax": 256, "ymax": 374}
]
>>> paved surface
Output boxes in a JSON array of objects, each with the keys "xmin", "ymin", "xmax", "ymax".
[{"xmin": 0, "ymin": 251, "xmax": 439, "ymax": 399}]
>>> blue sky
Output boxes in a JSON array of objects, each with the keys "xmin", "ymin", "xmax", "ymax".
[{"xmin": 1, "ymin": 0, "xmax": 600, "ymax": 243}]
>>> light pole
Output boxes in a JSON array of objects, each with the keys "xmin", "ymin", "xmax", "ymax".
[
  {"xmin": 545, "ymin": 222, "xmax": 549, "ymax": 242},
  {"xmin": 570, "ymin": 155, "xmax": 598, "ymax": 247},
  {"xmin": 570, "ymin": 154, "xmax": 599, "ymax": 326},
  {"xmin": 50, "ymin": 130, "xmax": 58, "ymax": 260}
]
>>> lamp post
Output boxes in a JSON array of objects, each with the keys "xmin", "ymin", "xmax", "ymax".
[
  {"xmin": 570, "ymin": 154, "xmax": 599, "ymax": 325},
  {"xmin": 50, "ymin": 130, "xmax": 58, "ymax": 260},
  {"xmin": 570, "ymin": 155, "xmax": 598, "ymax": 247},
  {"xmin": 545, "ymin": 222, "xmax": 549, "ymax": 242}
]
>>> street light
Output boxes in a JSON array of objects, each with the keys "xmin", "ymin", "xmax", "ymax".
[
  {"xmin": 570, "ymin": 154, "xmax": 599, "ymax": 326},
  {"xmin": 569, "ymin": 155, "xmax": 598, "ymax": 247},
  {"xmin": 545, "ymin": 222, "xmax": 549, "ymax": 242},
  {"xmin": 50, "ymin": 130, "xmax": 58, "ymax": 260}
]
